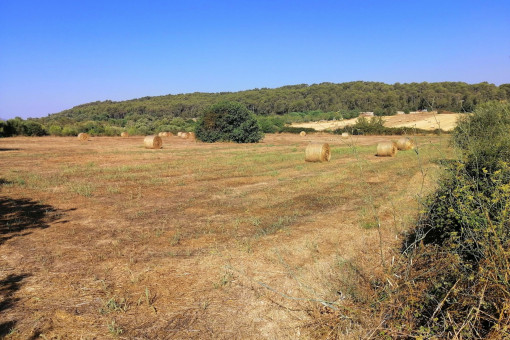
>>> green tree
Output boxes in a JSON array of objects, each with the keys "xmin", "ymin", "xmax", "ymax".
[
  {"xmin": 23, "ymin": 121, "xmax": 47, "ymax": 136},
  {"xmin": 0, "ymin": 120, "xmax": 6, "ymax": 137},
  {"xmin": 5, "ymin": 117, "xmax": 25, "ymax": 136},
  {"xmin": 195, "ymin": 101, "xmax": 263, "ymax": 143},
  {"xmin": 48, "ymin": 125, "xmax": 63, "ymax": 136}
]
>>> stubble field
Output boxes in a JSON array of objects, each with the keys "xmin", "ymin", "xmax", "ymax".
[{"xmin": 0, "ymin": 133, "xmax": 451, "ymax": 339}]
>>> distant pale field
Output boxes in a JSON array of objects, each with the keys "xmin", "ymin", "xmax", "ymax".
[
  {"xmin": 292, "ymin": 112, "xmax": 463, "ymax": 131},
  {"xmin": 0, "ymin": 134, "xmax": 452, "ymax": 338}
]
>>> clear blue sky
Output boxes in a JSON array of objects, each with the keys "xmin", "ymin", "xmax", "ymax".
[{"xmin": 1, "ymin": 0, "xmax": 509, "ymax": 120}]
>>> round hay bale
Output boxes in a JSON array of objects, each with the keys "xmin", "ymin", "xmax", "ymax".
[
  {"xmin": 341, "ymin": 132, "xmax": 349, "ymax": 139},
  {"xmin": 376, "ymin": 141, "xmax": 398, "ymax": 157},
  {"xmin": 158, "ymin": 132, "xmax": 165, "ymax": 137},
  {"xmin": 121, "ymin": 132, "xmax": 129, "ymax": 137},
  {"xmin": 188, "ymin": 132, "xmax": 196, "ymax": 140},
  {"xmin": 396, "ymin": 137, "xmax": 415, "ymax": 151},
  {"xmin": 300, "ymin": 131, "xmax": 306, "ymax": 136},
  {"xmin": 144, "ymin": 135, "xmax": 162, "ymax": 149},
  {"xmin": 77, "ymin": 133, "xmax": 89, "ymax": 141},
  {"xmin": 180, "ymin": 132, "xmax": 189, "ymax": 139},
  {"xmin": 305, "ymin": 143, "xmax": 331, "ymax": 162}
]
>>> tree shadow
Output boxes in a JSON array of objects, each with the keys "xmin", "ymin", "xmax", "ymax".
[
  {"xmin": 0, "ymin": 274, "xmax": 30, "ymax": 337},
  {"xmin": 0, "ymin": 191, "xmax": 73, "ymax": 336},
  {"xmin": 0, "ymin": 148, "xmax": 20, "ymax": 152},
  {"xmin": 0, "ymin": 196, "xmax": 70, "ymax": 245},
  {"xmin": 0, "ymin": 179, "xmax": 11, "ymax": 186}
]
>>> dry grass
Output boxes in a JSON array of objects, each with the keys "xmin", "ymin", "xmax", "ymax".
[
  {"xmin": 0, "ymin": 134, "xmax": 450, "ymax": 338},
  {"xmin": 292, "ymin": 112, "xmax": 463, "ymax": 131}
]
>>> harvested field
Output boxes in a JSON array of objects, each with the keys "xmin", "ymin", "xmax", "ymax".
[
  {"xmin": 292, "ymin": 112, "xmax": 464, "ymax": 131},
  {"xmin": 0, "ymin": 133, "xmax": 451, "ymax": 338}
]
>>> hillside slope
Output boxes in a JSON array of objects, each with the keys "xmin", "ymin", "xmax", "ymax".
[{"xmin": 41, "ymin": 81, "xmax": 509, "ymax": 122}]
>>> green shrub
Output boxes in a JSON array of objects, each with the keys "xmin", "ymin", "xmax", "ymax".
[
  {"xmin": 0, "ymin": 120, "xmax": 5, "ymax": 137},
  {"xmin": 48, "ymin": 125, "xmax": 63, "ymax": 136},
  {"xmin": 453, "ymin": 101, "xmax": 510, "ymax": 174},
  {"xmin": 195, "ymin": 101, "xmax": 263, "ymax": 143},
  {"xmin": 333, "ymin": 116, "xmax": 438, "ymax": 135},
  {"xmin": 279, "ymin": 126, "xmax": 316, "ymax": 134},
  {"xmin": 382, "ymin": 100, "xmax": 510, "ymax": 338},
  {"xmin": 23, "ymin": 121, "xmax": 47, "ymax": 136},
  {"xmin": 103, "ymin": 125, "xmax": 123, "ymax": 136},
  {"xmin": 257, "ymin": 116, "xmax": 285, "ymax": 133},
  {"xmin": 61, "ymin": 126, "xmax": 78, "ymax": 136}
]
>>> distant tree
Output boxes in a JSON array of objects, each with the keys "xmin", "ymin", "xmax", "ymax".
[
  {"xmin": 33, "ymin": 81, "xmax": 510, "ymax": 134},
  {"xmin": 23, "ymin": 121, "xmax": 47, "ymax": 136},
  {"xmin": 0, "ymin": 120, "xmax": 6, "ymax": 137},
  {"xmin": 48, "ymin": 125, "xmax": 63, "ymax": 136},
  {"xmin": 196, "ymin": 101, "xmax": 263, "ymax": 143},
  {"xmin": 61, "ymin": 125, "xmax": 78, "ymax": 136},
  {"xmin": 5, "ymin": 117, "xmax": 25, "ymax": 136}
]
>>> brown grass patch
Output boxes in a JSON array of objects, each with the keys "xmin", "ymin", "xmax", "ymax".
[{"xmin": 0, "ymin": 134, "xmax": 450, "ymax": 338}]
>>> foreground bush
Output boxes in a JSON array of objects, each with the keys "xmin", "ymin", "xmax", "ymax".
[
  {"xmin": 453, "ymin": 101, "xmax": 510, "ymax": 174},
  {"xmin": 312, "ymin": 101, "xmax": 510, "ymax": 338},
  {"xmin": 195, "ymin": 101, "xmax": 263, "ymax": 143},
  {"xmin": 381, "ymin": 101, "xmax": 510, "ymax": 338}
]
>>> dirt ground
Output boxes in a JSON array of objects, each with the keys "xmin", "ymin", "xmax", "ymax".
[
  {"xmin": 291, "ymin": 112, "xmax": 463, "ymax": 131},
  {"xmin": 0, "ymin": 133, "xmax": 450, "ymax": 339}
]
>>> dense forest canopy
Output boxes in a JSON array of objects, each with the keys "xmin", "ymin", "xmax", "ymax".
[
  {"xmin": 41, "ymin": 81, "xmax": 510, "ymax": 122},
  {"xmin": 1, "ymin": 81, "xmax": 509, "ymax": 137}
]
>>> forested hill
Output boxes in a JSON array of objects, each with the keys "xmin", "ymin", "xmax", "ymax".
[{"xmin": 43, "ymin": 81, "xmax": 509, "ymax": 123}]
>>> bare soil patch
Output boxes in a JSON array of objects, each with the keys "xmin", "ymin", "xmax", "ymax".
[{"xmin": 0, "ymin": 134, "xmax": 450, "ymax": 338}]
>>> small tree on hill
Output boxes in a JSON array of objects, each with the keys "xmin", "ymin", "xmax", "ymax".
[{"xmin": 195, "ymin": 101, "xmax": 263, "ymax": 143}]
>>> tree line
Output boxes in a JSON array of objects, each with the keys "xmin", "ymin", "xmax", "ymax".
[
  {"xmin": 42, "ymin": 81, "xmax": 509, "ymax": 122},
  {"xmin": 1, "ymin": 81, "xmax": 509, "ymax": 137}
]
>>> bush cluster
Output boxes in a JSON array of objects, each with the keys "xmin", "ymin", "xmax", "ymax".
[
  {"xmin": 195, "ymin": 101, "xmax": 263, "ymax": 143},
  {"xmin": 382, "ymin": 101, "xmax": 510, "ymax": 338},
  {"xmin": 0, "ymin": 118, "xmax": 47, "ymax": 137}
]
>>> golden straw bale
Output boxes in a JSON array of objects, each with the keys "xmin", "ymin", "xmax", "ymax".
[
  {"xmin": 121, "ymin": 132, "xmax": 129, "ymax": 137},
  {"xmin": 77, "ymin": 133, "xmax": 89, "ymax": 141},
  {"xmin": 305, "ymin": 143, "xmax": 331, "ymax": 162},
  {"xmin": 144, "ymin": 135, "xmax": 163, "ymax": 149},
  {"xmin": 396, "ymin": 137, "xmax": 415, "ymax": 151},
  {"xmin": 376, "ymin": 141, "xmax": 398, "ymax": 157},
  {"xmin": 180, "ymin": 132, "xmax": 189, "ymax": 139},
  {"xmin": 188, "ymin": 132, "xmax": 196, "ymax": 140},
  {"xmin": 300, "ymin": 131, "xmax": 306, "ymax": 136},
  {"xmin": 341, "ymin": 132, "xmax": 349, "ymax": 139},
  {"xmin": 177, "ymin": 132, "xmax": 183, "ymax": 137}
]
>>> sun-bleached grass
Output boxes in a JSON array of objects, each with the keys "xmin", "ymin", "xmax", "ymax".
[{"xmin": 0, "ymin": 134, "xmax": 452, "ymax": 338}]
